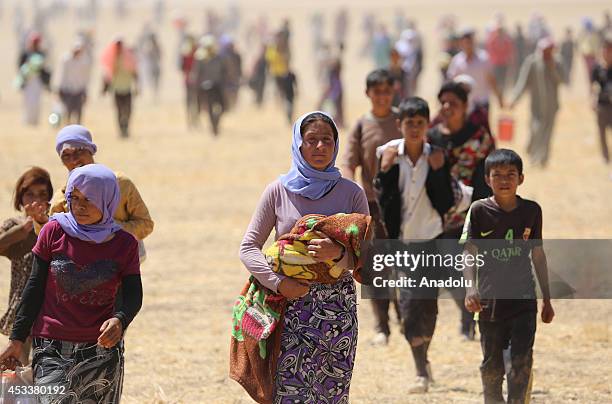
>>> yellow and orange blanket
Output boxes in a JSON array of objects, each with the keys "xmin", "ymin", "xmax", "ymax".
[{"xmin": 264, "ymin": 213, "xmax": 372, "ymax": 284}]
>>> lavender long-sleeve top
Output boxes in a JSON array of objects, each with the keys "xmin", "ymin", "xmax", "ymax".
[{"xmin": 239, "ymin": 179, "xmax": 370, "ymax": 292}]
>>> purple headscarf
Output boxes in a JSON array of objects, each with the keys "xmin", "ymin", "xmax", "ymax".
[
  {"xmin": 50, "ymin": 164, "xmax": 122, "ymax": 243},
  {"xmin": 55, "ymin": 124, "xmax": 98, "ymax": 156},
  {"xmin": 279, "ymin": 111, "xmax": 341, "ymax": 200}
]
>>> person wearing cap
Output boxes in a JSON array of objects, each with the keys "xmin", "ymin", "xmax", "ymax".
[
  {"xmin": 45, "ymin": 125, "xmax": 154, "ymax": 249},
  {"xmin": 509, "ymin": 37, "xmax": 564, "ymax": 168},
  {"xmin": 192, "ymin": 35, "xmax": 226, "ymax": 135},
  {"xmin": 446, "ymin": 28, "xmax": 504, "ymax": 117},
  {"xmin": 57, "ymin": 39, "xmax": 92, "ymax": 124},
  {"xmin": 590, "ymin": 34, "xmax": 612, "ymax": 173}
]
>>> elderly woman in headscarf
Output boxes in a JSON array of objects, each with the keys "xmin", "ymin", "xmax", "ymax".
[
  {"xmin": 48, "ymin": 125, "xmax": 154, "ymax": 250},
  {"xmin": 239, "ymin": 111, "xmax": 369, "ymax": 403},
  {"xmin": 0, "ymin": 164, "xmax": 143, "ymax": 403}
]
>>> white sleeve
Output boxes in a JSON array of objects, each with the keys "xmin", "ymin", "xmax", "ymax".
[
  {"xmin": 455, "ymin": 181, "xmax": 474, "ymax": 213},
  {"xmin": 375, "ymin": 138, "xmax": 404, "ymax": 159},
  {"xmin": 446, "ymin": 55, "xmax": 459, "ymax": 79}
]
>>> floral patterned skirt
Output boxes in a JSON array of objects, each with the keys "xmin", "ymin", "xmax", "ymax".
[{"xmin": 273, "ymin": 275, "xmax": 358, "ymax": 404}]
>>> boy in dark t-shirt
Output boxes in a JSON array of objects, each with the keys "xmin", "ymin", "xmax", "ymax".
[{"xmin": 460, "ymin": 149, "xmax": 554, "ymax": 404}]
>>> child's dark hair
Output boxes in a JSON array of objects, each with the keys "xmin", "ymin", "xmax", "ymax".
[
  {"xmin": 13, "ymin": 166, "xmax": 53, "ymax": 211},
  {"xmin": 366, "ymin": 69, "xmax": 394, "ymax": 91},
  {"xmin": 398, "ymin": 97, "xmax": 430, "ymax": 122},
  {"xmin": 300, "ymin": 112, "xmax": 338, "ymax": 140},
  {"xmin": 437, "ymin": 81, "xmax": 468, "ymax": 104},
  {"xmin": 485, "ymin": 149, "xmax": 523, "ymax": 176}
]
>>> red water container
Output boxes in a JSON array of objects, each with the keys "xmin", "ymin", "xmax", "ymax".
[{"xmin": 497, "ymin": 116, "xmax": 514, "ymax": 142}]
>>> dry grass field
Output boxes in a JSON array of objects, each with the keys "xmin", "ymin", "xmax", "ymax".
[{"xmin": 0, "ymin": 0, "xmax": 610, "ymax": 402}]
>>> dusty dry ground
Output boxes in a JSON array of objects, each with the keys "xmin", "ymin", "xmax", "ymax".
[{"xmin": 0, "ymin": 1, "xmax": 611, "ymax": 403}]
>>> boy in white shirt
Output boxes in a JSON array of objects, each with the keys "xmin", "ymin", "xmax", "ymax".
[{"xmin": 375, "ymin": 97, "xmax": 471, "ymax": 393}]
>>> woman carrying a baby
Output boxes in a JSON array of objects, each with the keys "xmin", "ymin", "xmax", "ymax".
[{"xmin": 239, "ymin": 111, "xmax": 369, "ymax": 403}]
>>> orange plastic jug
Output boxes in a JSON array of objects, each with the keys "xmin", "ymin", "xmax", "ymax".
[{"xmin": 497, "ymin": 116, "xmax": 514, "ymax": 142}]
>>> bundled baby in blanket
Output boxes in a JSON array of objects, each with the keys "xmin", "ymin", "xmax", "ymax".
[
  {"xmin": 264, "ymin": 213, "xmax": 372, "ymax": 284},
  {"xmin": 232, "ymin": 213, "xmax": 372, "ymax": 369}
]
